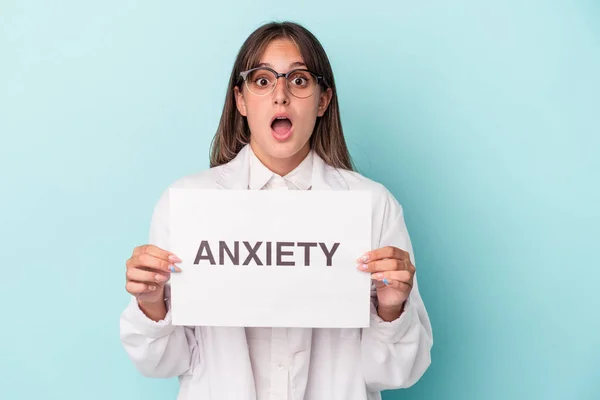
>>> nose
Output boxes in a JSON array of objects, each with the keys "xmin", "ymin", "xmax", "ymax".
[{"xmin": 273, "ymin": 76, "xmax": 290, "ymax": 105}]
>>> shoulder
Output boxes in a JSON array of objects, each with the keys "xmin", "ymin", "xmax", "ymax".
[
  {"xmin": 150, "ymin": 165, "xmax": 225, "ymax": 215},
  {"xmin": 335, "ymin": 167, "xmax": 405, "ymax": 222},
  {"xmin": 165, "ymin": 165, "xmax": 225, "ymax": 190}
]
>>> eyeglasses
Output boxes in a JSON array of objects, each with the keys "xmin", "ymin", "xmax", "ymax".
[{"xmin": 239, "ymin": 67, "xmax": 327, "ymax": 99}]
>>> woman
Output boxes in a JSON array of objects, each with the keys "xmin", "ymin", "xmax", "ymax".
[{"xmin": 120, "ymin": 21, "xmax": 433, "ymax": 400}]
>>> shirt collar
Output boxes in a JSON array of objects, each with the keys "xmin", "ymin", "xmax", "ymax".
[{"xmin": 248, "ymin": 145, "xmax": 313, "ymax": 190}]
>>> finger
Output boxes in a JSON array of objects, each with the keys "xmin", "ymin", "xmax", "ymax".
[
  {"xmin": 133, "ymin": 245, "xmax": 182, "ymax": 264},
  {"xmin": 126, "ymin": 268, "xmax": 170, "ymax": 285},
  {"xmin": 371, "ymin": 270, "xmax": 413, "ymax": 287},
  {"xmin": 381, "ymin": 279, "xmax": 413, "ymax": 292},
  {"xmin": 357, "ymin": 246, "xmax": 409, "ymax": 263},
  {"xmin": 128, "ymin": 253, "xmax": 182, "ymax": 273},
  {"xmin": 125, "ymin": 281, "xmax": 158, "ymax": 296},
  {"xmin": 403, "ymin": 259, "xmax": 416, "ymax": 274},
  {"xmin": 357, "ymin": 258, "xmax": 402, "ymax": 273},
  {"xmin": 372, "ymin": 276, "xmax": 413, "ymax": 292}
]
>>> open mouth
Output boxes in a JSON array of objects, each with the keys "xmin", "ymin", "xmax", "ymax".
[
  {"xmin": 270, "ymin": 115, "xmax": 293, "ymax": 140},
  {"xmin": 271, "ymin": 117, "xmax": 292, "ymax": 134}
]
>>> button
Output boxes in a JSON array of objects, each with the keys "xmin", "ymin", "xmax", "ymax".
[{"xmin": 277, "ymin": 364, "xmax": 284, "ymax": 370}]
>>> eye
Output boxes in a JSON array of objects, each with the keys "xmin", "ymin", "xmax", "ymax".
[
  {"xmin": 288, "ymin": 72, "xmax": 311, "ymax": 87},
  {"xmin": 254, "ymin": 76, "xmax": 272, "ymax": 87},
  {"xmin": 293, "ymin": 77, "xmax": 307, "ymax": 86}
]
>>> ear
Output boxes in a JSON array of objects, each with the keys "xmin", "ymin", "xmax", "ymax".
[
  {"xmin": 317, "ymin": 87, "xmax": 333, "ymax": 117},
  {"xmin": 234, "ymin": 86, "xmax": 248, "ymax": 117}
]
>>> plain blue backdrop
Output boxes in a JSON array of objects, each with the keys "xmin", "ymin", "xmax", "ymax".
[{"xmin": 1, "ymin": 1, "xmax": 598, "ymax": 399}]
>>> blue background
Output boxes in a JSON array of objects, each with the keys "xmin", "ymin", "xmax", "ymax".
[{"xmin": 1, "ymin": 1, "xmax": 598, "ymax": 399}]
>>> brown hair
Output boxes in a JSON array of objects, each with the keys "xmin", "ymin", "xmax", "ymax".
[{"xmin": 209, "ymin": 21, "xmax": 354, "ymax": 170}]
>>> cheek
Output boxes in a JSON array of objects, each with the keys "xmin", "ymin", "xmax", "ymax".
[
  {"xmin": 296, "ymin": 102, "xmax": 320, "ymax": 130},
  {"xmin": 244, "ymin": 99, "xmax": 269, "ymax": 127}
]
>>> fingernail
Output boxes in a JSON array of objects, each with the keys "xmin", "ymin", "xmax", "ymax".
[
  {"xmin": 373, "ymin": 273, "xmax": 383, "ymax": 279},
  {"xmin": 356, "ymin": 264, "xmax": 368, "ymax": 271},
  {"xmin": 155, "ymin": 274, "xmax": 167, "ymax": 282},
  {"xmin": 383, "ymin": 278, "xmax": 389, "ymax": 285},
  {"xmin": 148, "ymin": 285, "xmax": 156, "ymax": 291},
  {"xmin": 168, "ymin": 255, "xmax": 182, "ymax": 263},
  {"xmin": 169, "ymin": 264, "xmax": 182, "ymax": 273},
  {"xmin": 357, "ymin": 254, "xmax": 369, "ymax": 263}
]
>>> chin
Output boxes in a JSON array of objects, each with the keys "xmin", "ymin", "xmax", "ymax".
[{"xmin": 265, "ymin": 138, "xmax": 310, "ymax": 159}]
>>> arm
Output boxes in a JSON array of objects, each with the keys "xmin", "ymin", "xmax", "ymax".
[
  {"xmin": 360, "ymin": 192, "xmax": 433, "ymax": 391},
  {"xmin": 119, "ymin": 187, "xmax": 199, "ymax": 378},
  {"xmin": 120, "ymin": 286, "xmax": 198, "ymax": 378}
]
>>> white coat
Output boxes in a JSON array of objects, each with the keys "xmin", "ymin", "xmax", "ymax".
[{"xmin": 119, "ymin": 144, "xmax": 433, "ymax": 400}]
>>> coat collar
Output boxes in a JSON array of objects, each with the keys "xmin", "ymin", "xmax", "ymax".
[{"xmin": 215, "ymin": 144, "xmax": 349, "ymax": 191}]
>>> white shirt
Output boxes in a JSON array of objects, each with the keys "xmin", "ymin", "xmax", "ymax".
[
  {"xmin": 247, "ymin": 145, "xmax": 313, "ymax": 192},
  {"xmin": 245, "ymin": 146, "xmax": 313, "ymax": 400},
  {"xmin": 119, "ymin": 144, "xmax": 433, "ymax": 400}
]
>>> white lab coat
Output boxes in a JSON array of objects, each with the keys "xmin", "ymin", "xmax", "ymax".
[{"xmin": 119, "ymin": 144, "xmax": 433, "ymax": 400}]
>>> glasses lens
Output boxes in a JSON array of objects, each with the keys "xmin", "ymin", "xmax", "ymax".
[
  {"xmin": 287, "ymin": 70, "xmax": 318, "ymax": 98},
  {"xmin": 245, "ymin": 68, "xmax": 277, "ymax": 95}
]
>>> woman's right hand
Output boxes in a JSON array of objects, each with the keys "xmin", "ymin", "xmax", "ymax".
[{"xmin": 125, "ymin": 244, "xmax": 182, "ymax": 305}]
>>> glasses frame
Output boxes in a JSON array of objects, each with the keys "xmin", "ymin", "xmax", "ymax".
[{"xmin": 239, "ymin": 66, "xmax": 328, "ymax": 99}]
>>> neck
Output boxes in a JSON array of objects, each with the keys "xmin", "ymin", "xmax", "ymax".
[{"xmin": 250, "ymin": 141, "xmax": 310, "ymax": 176}]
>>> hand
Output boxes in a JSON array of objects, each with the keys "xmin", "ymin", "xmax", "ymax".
[
  {"xmin": 125, "ymin": 244, "xmax": 182, "ymax": 305},
  {"xmin": 357, "ymin": 246, "xmax": 415, "ymax": 320}
]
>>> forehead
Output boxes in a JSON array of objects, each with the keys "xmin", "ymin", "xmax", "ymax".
[{"xmin": 259, "ymin": 38, "xmax": 305, "ymax": 67}]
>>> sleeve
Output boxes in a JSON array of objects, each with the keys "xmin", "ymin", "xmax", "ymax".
[
  {"xmin": 360, "ymin": 187, "xmax": 433, "ymax": 391},
  {"xmin": 119, "ymin": 186, "xmax": 199, "ymax": 378}
]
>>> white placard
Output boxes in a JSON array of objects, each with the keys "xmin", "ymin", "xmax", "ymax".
[{"xmin": 168, "ymin": 189, "xmax": 372, "ymax": 328}]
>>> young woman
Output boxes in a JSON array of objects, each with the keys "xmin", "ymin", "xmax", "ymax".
[{"xmin": 120, "ymin": 21, "xmax": 432, "ymax": 400}]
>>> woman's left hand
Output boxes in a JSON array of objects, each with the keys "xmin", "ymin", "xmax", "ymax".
[{"xmin": 357, "ymin": 246, "xmax": 415, "ymax": 321}]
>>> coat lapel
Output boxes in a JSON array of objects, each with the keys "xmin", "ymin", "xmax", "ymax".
[
  {"xmin": 215, "ymin": 144, "xmax": 252, "ymax": 190},
  {"xmin": 311, "ymin": 149, "xmax": 349, "ymax": 191}
]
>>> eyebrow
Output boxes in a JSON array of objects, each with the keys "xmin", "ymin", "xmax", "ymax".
[{"xmin": 257, "ymin": 61, "xmax": 307, "ymax": 69}]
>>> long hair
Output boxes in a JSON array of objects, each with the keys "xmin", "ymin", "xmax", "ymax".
[{"xmin": 209, "ymin": 21, "xmax": 354, "ymax": 170}]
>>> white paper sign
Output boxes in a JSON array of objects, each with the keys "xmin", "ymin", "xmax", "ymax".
[{"xmin": 168, "ymin": 189, "xmax": 372, "ymax": 328}]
